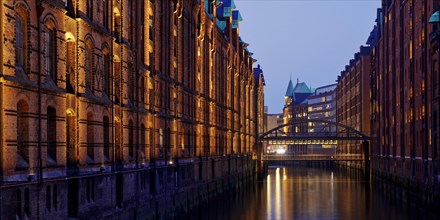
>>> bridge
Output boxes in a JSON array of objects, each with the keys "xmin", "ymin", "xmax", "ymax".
[
  {"xmin": 262, "ymin": 154, "xmax": 363, "ymax": 162},
  {"xmin": 254, "ymin": 119, "xmax": 370, "ymax": 179}
]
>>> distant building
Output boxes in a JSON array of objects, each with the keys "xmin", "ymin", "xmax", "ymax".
[
  {"xmin": 283, "ymin": 78, "xmax": 314, "ymax": 153},
  {"xmin": 266, "ymin": 113, "xmax": 283, "ymax": 132},
  {"xmin": 307, "ymin": 84, "xmax": 337, "ymax": 153},
  {"xmin": 308, "ymin": 84, "xmax": 337, "ymax": 133}
]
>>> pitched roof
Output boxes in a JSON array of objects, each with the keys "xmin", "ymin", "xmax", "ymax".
[
  {"xmin": 293, "ymin": 82, "xmax": 312, "ymax": 94},
  {"xmin": 285, "ymin": 79, "xmax": 294, "ymax": 97}
]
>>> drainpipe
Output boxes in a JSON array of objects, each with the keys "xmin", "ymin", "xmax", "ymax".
[
  {"xmin": 135, "ymin": 0, "xmax": 139, "ymax": 170},
  {"xmin": 110, "ymin": 0, "xmax": 115, "ymax": 172},
  {"xmin": 37, "ymin": 0, "xmax": 44, "ymax": 185}
]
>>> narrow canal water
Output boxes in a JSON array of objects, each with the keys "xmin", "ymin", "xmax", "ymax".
[{"xmin": 184, "ymin": 164, "xmax": 434, "ymax": 220}]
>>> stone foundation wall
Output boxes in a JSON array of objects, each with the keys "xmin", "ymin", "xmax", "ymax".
[{"xmin": 0, "ymin": 156, "xmax": 255, "ymax": 219}]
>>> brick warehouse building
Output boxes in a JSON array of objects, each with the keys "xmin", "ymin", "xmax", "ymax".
[
  {"xmin": 370, "ymin": 0, "xmax": 440, "ymax": 190},
  {"xmin": 336, "ymin": 46, "xmax": 371, "ymax": 157},
  {"xmin": 0, "ymin": 0, "xmax": 265, "ymax": 219}
]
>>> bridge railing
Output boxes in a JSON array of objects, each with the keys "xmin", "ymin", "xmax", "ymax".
[{"xmin": 263, "ymin": 154, "xmax": 363, "ymax": 161}]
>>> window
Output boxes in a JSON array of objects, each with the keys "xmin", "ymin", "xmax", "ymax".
[
  {"xmin": 114, "ymin": 8, "xmax": 121, "ymax": 42},
  {"xmin": 127, "ymin": 1, "xmax": 133, "ymax": 43},
  {"xmin": 17, "ymin": 100, "xmax": 29, "ymax": 169},
  {"xmin": 85, "ymin": 39, "xmax": 94, "ymax": 91},
  {"xmin": 103, "ymin": 0, "xmax": 109, "ymax": 29},
  {"xmin": 45, "ymin": 24, "xmax": 57, "ymax": 84},
  {"xmin": 128, "ymin": 120, "xmax": 134, "ymax": 159},
  {"xmin": 46, "ymin": 185, "xmax": 51, "ymax": 211},
  {"xmin": 66, "ymin": 0, "xmax": 74, "ymax": 16},
  {"xmin": 128, "ymin": 63, "xmax": 134, "ymax": 102},
  {"xmin": 115, "ymin": 120, "xmax": 122, "ymax": 161},
  {"xmin": 87, "ymin": 0, "xmax": 93, "ymax": 20},
  {"xmin": 24, "ymin": 189, "xmax": 30, "ymax": 217},
  {"xmin": 141, "ymin": 76, "xmax": 146, "ymax": 105},
  {"xmin": 16, "ymin": 190, "xmax": 22, "ymax": 219},
  {"xmin": 103, "ymin": 53, "xmax": 110, "ymax": 95},
  {"xmin": 47, "ymin": 106, "xmax": 57, "ymax": 164},
  {"xmin": 87, "ymin": 112, "xmax": 94, "ymax": 161},
  {"xmin": 114, "ymin": 57, "xmax": 121, "ymax": 103},
  {"xmin": 103, "ymin": 116, "xmax": 110, "ymax": 160},
  {"xmin": 15, "ymin": 11, "xmax": 27, "ymax": 68},
  {"xmin": 66, "ymin": 39, "xmax": 75, "ymax": 93},
  {"xmin": 53, "ymin": 185, "xmax": 58, "ymax": 210},
  {"xmin": 86, "ymin": 178, "xmax": 95, "ymax": 202},
  {"xmin": 140, "ymin": 124, "xmax": 146, "ymax": 159}
]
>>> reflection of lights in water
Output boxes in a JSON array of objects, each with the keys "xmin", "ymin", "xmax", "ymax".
[
  {"xmin": 275, "ymin": 168, "xmax": 281, "ymax": 219},
  {"xmin": 267, "ymin": 174, "xmax": 271, "ymax": 219},
  {"xmin": 283, "ymin": 168, "xmax": 287, "ymax": 180},
  {"xmin": 331, "ymin": 172, "xmax": 335, "ymax": 217}
]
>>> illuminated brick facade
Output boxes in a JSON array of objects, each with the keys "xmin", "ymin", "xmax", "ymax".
[
  {"xmin": 336, "ymin": 46, "xmax": 371, "ymax": 157},
  {"xmin": 0, "ymin": 0, "xmax": 264, "ymax": 218},
  {"xmin": 371, "ymin": 0, "xmax": 438, "ymax": 186}
]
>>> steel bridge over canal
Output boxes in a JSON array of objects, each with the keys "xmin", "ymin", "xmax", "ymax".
[{"xmin": 254, "ymin": 119, "xmax": 371, "ymax": 179}]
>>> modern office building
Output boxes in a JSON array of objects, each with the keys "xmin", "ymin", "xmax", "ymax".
[
  {"xmin": 308, "ymin": 84, "xmax": 337, "ymax": 133},
  {"xmin": 307, "ymin": 84, "xmax": 337, "ymax": 153}
]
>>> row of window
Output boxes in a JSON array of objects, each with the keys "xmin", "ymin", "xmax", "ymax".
[
  {"xmin": 17, "ymin": 100, "xmax": 226, "ymax": 169},
  {"xmin": 14, "ymin": 2, "xmax": 154, "ymax": 103}
]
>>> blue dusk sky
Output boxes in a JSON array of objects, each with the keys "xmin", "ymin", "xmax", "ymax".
[{"xmin": 234, "ymin": 0, "xmax": 381, "ymax": 114}]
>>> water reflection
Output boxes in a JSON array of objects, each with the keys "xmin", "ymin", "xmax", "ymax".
[{"xmin": 185, "ymin": 165, "xmax": 434, "ymax": 220}]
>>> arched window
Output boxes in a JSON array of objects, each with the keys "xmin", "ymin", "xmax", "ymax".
[
  {"xmin": 87, "ymin": 112, "xmax": 94, "ymax": 161},
  {"xmin": 47, "ymin": 106, "xmax": 57, "ymax": 164},
  {"xmin": 15, "ymin": 8, "xmax": 27, "ymax": 69},
  {"xmin": 17, "ymin": 100, "xmax": 29, "ymax": 169},
  {"xmin": 114, "ymin": 8, "xmax": 121, "ymax": 42},
  {"xmin": 103, "ymin": 116, "xmax": 110, "ymax": 160},
  {"xmin": 44, "ymin": 20, "xmax": 57, "ymax": 84},
  {"xmin": 66, "ymin": 33, "xmax": 75, "ymax": 93},
  {"xmin": 85, "ymin": 39, "xmax": 94, "ymax": 91}
]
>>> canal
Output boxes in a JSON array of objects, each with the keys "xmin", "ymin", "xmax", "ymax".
[{"xmin": 183, "ymin": 164, "xmax": 435, "ymax": 220}]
